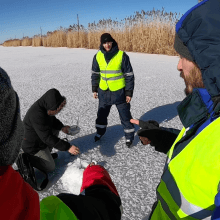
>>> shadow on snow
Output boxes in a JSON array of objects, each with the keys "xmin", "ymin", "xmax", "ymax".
[
  {"xmin": 132, "ymin": 101, "xmax": 181, "ymax": 146},
  {"xmin": 35, "ymin": 101, "xmax": 180, "ymax": 191}
]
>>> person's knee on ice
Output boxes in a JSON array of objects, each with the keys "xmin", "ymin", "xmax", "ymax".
[{"xmin": 44, "ymin": 161, "xmax": 56, "ymax": 173}]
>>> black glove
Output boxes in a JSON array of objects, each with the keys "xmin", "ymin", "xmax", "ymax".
[
  {"xmin": 137, "ymin": 120, "xmax": 178, "ymax": 154},
  {"xmin": 139, "ymin": 120, "xmax": 159, "ymax": 129}
]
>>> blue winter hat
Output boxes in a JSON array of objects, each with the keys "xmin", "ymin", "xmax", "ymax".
[{"xmin": 174, "ymin": 0, "xmax": 220, "ymax": 109}]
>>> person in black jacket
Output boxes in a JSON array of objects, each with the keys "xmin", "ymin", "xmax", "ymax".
[
  {"xmin": 22, "ymin": 88, "xmax": 80, "ymax": 173},
  {"xmin": 91, "ymin": 33, "xmax": 135, "ymax": 147}
]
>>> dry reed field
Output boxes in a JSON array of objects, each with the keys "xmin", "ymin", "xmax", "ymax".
[
  {"xmin": 4, "ymin": 39, "xmax": 21, "ymax": 46},
  {"xmin": 21, "ymin": 38, "xmax": 32, "ymax": 46},
  {"xmin": 3, "ymin": 8, "xmax": 180, "ymax": 55},
  {"xmin": 32, "ymin": 37, "xmax": 42, "ymax": 47}
]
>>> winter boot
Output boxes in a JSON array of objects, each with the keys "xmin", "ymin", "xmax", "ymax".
[
  {"xmin": 94, "ymin": 134, "xmax": 102, "ymax": 142},
  {"xmin": 126, "ymin": 140, "xmax": 133, "ymax": 148},
  {"xmin": 51, "ymin": 153, "xmax": 58, "ymax": 160}
]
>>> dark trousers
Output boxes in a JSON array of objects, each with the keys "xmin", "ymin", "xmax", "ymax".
[
  {"xmin": 27, "ymin": 129, "xmax": 59, "ymax": 173},
  {"xmin": 96, "ymin": 102, "xmax": 135, "ymax": 140},
  {"xmin": 28, "ymin": 147, "xmax": 55, "ymax": 173}
]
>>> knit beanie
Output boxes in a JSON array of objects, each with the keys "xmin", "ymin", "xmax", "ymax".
[
  {"xmin": 174, "ymin": 33, "xmax": 194, "ymax": 62},
  {"xmin": 0, "ymin": 67, "xmax": 23, "ymax": 166},
  {"xmin": 100, "ymin": 33, "xmax": 114, "ymax": 44}
]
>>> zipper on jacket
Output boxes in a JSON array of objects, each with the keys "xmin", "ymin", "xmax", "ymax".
[
  {"xmin": 105, "ymin": 59, "xmax": 113, "ymax": 89},
  {"xmin": 104, "ymin": 53, "xmax": 118, "ymax": 90}
]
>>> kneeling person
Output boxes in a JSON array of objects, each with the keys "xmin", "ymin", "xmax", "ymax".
[{"xmin": 22, "ymin": 88, "xmax": 79, "ymax": 173}]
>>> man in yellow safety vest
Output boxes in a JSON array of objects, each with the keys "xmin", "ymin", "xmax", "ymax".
[
  {"xmin": 91, "ymin": 33, "xmax": 135, "ymax": 147},
  {"xmin": 131, "ymin": 0, "xmax": 220, "ymax": 219}
]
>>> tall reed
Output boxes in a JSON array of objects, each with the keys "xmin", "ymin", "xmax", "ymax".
[
  {"xmin": 66, "ymin": 31, "xmax": 88, "ymax": 48},
  {"xmin": 32, "ymin": 37, "xmax": 42, "ymax": 46},
  {"xmin": 3, "ymin": 39, "xmax": 21, "ymax": 47},
  {"xmin": 3, "ymin": 8, "xmax": 180, "ymax": 55},
  {"xmin": 43, "ymin": 31, "xmax": 67, "ymax": 47},
  {"xmin": 21, "ymin": 38, "xmax": 32, "ymax": 46}
]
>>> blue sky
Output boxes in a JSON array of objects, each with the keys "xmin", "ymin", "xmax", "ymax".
[{"xmin": 0, "ymin": 0, "xmax": 199, "ymax": 44}]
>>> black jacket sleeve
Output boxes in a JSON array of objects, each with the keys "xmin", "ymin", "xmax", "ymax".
[
  {"xmin": 52, "ymin": 116, "xmax": 64, "ymax": 130},
  {"xmin": 91, "ymin": 54, "xmax": 100, "ymax": 93},
  {"xmin": 53, "ymin": 139, "xmax": 71, "ymax": 151},
  {"xmin": 138, "ymin": 120, "xmax": 179, "ymax": 154},
  {"xmin": 121, "ymin": 52, "xmax": 134, "ymax": 97},
  {"xmin": 160, "ymin": 127, "xmax": 181, "ymax": 136},
  {"xmin": 31, "ymin": 115, "xmax": 70, "ymax": 151},
  {"xmin": 139, "ymin": 120, "xmax": 180, "ymax": 136}
]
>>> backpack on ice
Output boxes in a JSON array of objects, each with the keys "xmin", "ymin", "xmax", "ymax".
[{"xmin": 16, "ymin": 152, "xmax": 49, "ymax": 191}]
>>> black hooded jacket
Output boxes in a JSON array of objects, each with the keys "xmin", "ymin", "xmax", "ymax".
[
  {"xmin": 22, "ymin": 89, "xmax": 70, "ymax": 155},
  {"xmin": 91, "ymin": 40, "xmax": 135, "ymax": 105}
]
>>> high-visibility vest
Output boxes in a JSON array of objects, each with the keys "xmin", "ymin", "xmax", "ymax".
[
  {"xmin": 96, "ymin": 50, "xmax": 125, "ymax": 91},
  {"xmin": 150, "ymin": 117, "xmax": 220, "ymax": 220},
  {"xmin": 40, "ymin": 196, "xmax": 78, "ymax": 220}
]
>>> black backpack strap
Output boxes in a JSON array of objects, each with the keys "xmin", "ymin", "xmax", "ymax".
[{"xmin": 16, "ymin": 153, "xmax": 49, "ymax": 191}]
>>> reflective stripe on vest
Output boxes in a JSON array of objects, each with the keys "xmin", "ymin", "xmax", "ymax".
[
  {"xmin": 153, "ymin": 181, "xmax": 212, "ymax": 220},
  {"xmin": 151, "ymin": 117, "xmax": 220, "ymax": 219},
  {"xmin": 96, "ymin": 50, "xmax": 125, "ymax": 91},
  {"xmin": 101, "ymin": 70, "xmax": 122, "ymax": 74},
  {"xmin": 102, "ymin": 75, "xmax": 124, "ymax": 81},
  {"xmin": 161, "ymin": 171, "xmax": 213, "ymax": 219}
]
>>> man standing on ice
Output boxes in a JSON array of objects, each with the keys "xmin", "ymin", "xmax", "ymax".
[
  {"xmin": 91, "ymin": 33, "xmax": 135, "ymax": 147},
  {"xmin": 22, "ymin": 88, "xmax": 80, "ymax": 173},
  {"xmin": 131, "ymin": 0, "xmax": 220, "ymax": 219}
]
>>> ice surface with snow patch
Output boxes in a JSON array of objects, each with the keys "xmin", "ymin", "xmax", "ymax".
[{"xmin": 1, "ymin": 46, "xmax": 184, "ymax": 220}]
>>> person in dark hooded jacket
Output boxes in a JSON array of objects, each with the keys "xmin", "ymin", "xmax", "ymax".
[
  {"xmin": 91, "ymin": 33, "xmax": 135, "ymax": 147},
  {"xmin": 22, "ymin": 88, "xmax": 80, "ymax": 173}
]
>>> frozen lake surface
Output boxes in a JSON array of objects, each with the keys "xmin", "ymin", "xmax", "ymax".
[{"xmin": 0, "ymin": 46, "xmax": 185, "ymax": 220}]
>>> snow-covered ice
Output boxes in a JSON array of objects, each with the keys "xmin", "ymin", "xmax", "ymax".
[
  {"xmin": 60, "ymin": 157, "xmax": 89, "ymax": 195},
  {"xmin": 0, "ymin": 46, "xmax": 185, "ymax": 220}
]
